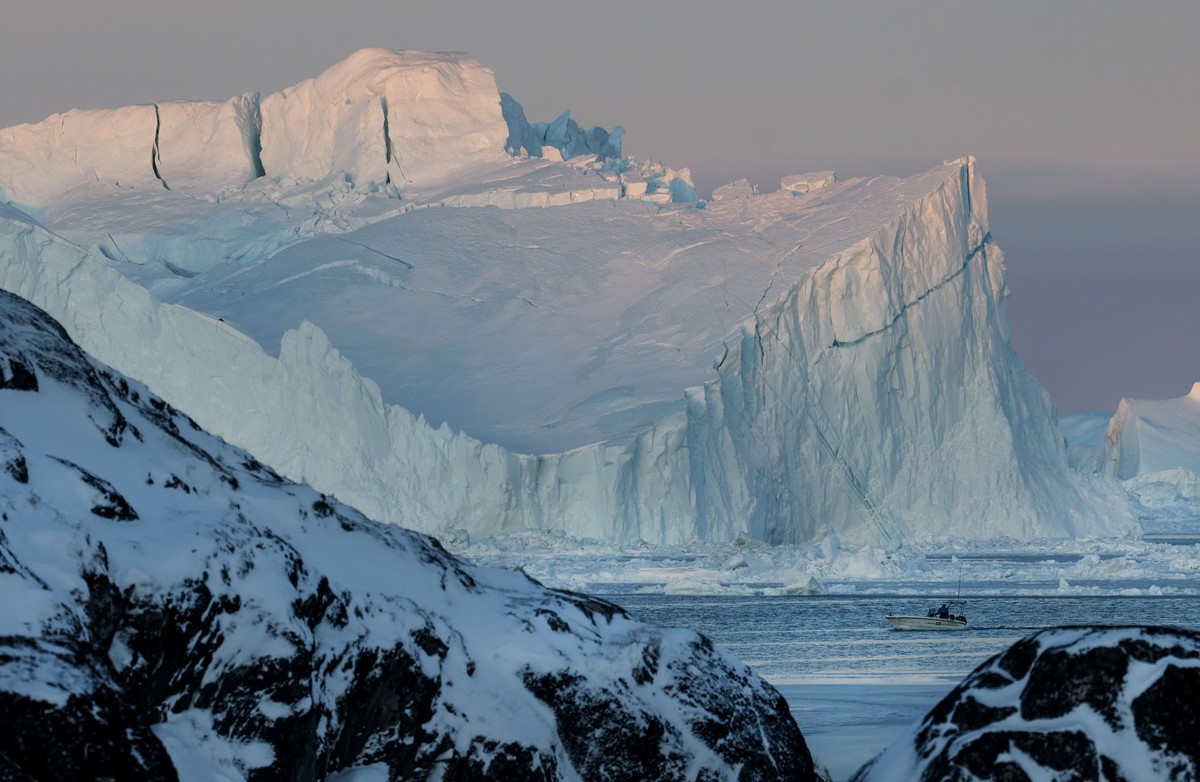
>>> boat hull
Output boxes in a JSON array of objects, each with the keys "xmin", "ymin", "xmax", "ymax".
[{"xmin": 885, "ymin": 615, "xmax": 967, "ymax": 631}]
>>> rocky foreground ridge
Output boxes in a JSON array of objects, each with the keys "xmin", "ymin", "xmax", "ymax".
[
  {"xmin": 0, "ymin": 289, "xmax": 812, "ymax": 781},
  {"xmin": 854, "ymin": 625, "xmax": 1200, "ymax": 781}
]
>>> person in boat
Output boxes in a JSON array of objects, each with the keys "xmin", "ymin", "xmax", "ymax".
[{"xmin": 937, "ymin": 603, "xmax": 950, "ymax": 618}]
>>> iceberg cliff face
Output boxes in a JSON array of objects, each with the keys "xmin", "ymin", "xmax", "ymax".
[
  {"xmin": 0, "ymin": 50, "xmax": 1135, "ymax": 546},
  {"xmin": 677, "ymin": 160, "xmax": 1132, "ymax": 543}
]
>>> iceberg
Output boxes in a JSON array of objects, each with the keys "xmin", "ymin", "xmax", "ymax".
[
  {"xmin": 1064, "ymin": 382, "xmax": 1200, "ymax": 524},
  {"xmin": 1099, "ymin": 382, "xmax": 1200, "ymax": 480},
  {"xmin": 0, "ymin": 49, "xmax": 1136, "ymax": 547}
]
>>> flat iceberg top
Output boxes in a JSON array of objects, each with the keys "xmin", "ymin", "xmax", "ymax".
[{"xmin": 172, "ymin": 161, "xmax": 965, "ymax": 453}]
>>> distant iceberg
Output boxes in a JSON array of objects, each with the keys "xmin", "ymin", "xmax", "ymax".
[{"xmin": 1065, "ymin": 382, "xmax": 1200, "ymax": 523}]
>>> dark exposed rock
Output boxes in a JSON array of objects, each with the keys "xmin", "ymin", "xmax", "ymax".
[
  {"xmin": 434, "ymin": 738, "xmax": 559, "ymax": 781},
  {"xmin": 658, "ymin": 633, "xmax": 815, "ymax": 782},
  {"xmin": 51, "ymin": 457, "xmax": 139, "ymax": 521},
  {"xmin": 0, "ymin": 356, "xmax": 37, "ymax": 390},
  {"xmin": 950, "ymin": 696, "xmax": 1016, "ymax": 734},
  {"xmin": 1, "ymin": 426, "xmax": 27, "ymax": 484},
  {"xmin": 852, "ymin": 626, "xmax": 1200, "ymax": 782},
  {"xmin": 523, "ymin": 668, "xmax": 690, "ymax": 781},
  {"xmin": 1131, "ymin": 663, "xmax": 1200, "ymax": 774},
  {"xmin": 0, "ymin": 637, "xmax": 178, "ymax": 781},
  {"xmin": 997, "ymin": 635, "xmax": 1039, "ymax": 680},
  {"xmin": 946, "ymin": 729, "xmax": 1100, "ymax": 782},
  {"xmin": 1021, "ymin": 644, "xmax": 1127, "ymax": 726}
]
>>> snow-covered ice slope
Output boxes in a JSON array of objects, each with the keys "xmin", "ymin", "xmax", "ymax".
[{"xmin": 0, "ymin": 49, "xmax": 1135, "ymax": 546}]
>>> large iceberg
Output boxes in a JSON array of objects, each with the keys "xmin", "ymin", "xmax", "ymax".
[{"xmin": 0, "ymin": 49, "xmax": 1135, "ymax": 546}]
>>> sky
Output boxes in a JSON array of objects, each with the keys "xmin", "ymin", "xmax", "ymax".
[{"xmin": 2, "ymin": 1, "xmax": 1197, "ymax": 414}]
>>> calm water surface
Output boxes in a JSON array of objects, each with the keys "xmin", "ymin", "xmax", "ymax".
[{"xmin": 616, "ymin": 594, "xmax": 1200, "ymax": 780}]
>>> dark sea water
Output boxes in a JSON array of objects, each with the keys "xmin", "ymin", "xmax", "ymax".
[{"xmin": 616, "ymin": 594, "xmax": 1200, "ymax": 780}]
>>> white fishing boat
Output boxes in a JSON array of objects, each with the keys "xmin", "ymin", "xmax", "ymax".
[{"xmin": 885, "ymin": 602, "xmax": 967, "ymax": 631}]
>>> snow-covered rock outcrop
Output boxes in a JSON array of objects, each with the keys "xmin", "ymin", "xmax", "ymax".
[
  {"xmin": 852, "ymin": 626, "xmax": 1200, "ymax": 781},
  {"xmin": 0, "ymin": 289, "xmax": 813, "ymax": 781},
  {"xmin": 0, "ymin": 51, "xmax": 1137, "ymax": 547}
]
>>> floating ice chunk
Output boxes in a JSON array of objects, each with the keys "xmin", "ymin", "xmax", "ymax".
[
  {"xmin": 669, "ymin": 177, "xmax": 697, "ymax": 203},
  {"xmin": 1123, "ymin": 467, "xmax": 1200, "ymax": 523},
  {"xmin": 621, "ymin": 176, "xmax": 648, "ymax": 198},
  {"xmin": 503, "ymin": 98, "xmax": 624, "ymax": 163},
  {"xmin": 722, "ymin": 554, "xmax": 750, "ymax": 570},
  {"xmin": 781, "ymin": 171, "xmax": 836, "ymax": 195},
  {"xmin": 499, "ymin": 91, "xmax": 540, "ymax": 157},
  {"xmin": 782, "ymin": 572, "xmax": 824, "ymax": 595},
  {"xmin": 710, "ymin": 178, "xmax": 756, "ymax": 201}
]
